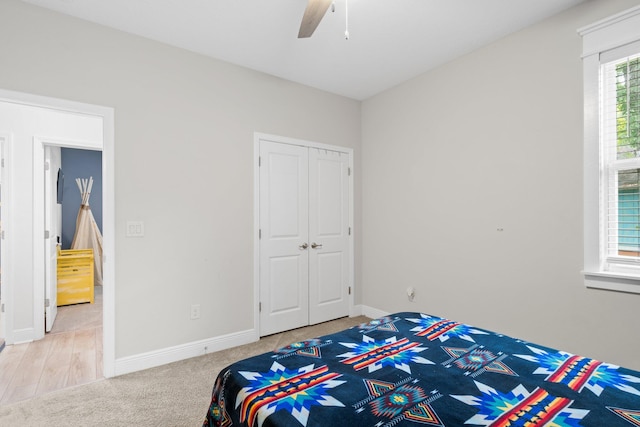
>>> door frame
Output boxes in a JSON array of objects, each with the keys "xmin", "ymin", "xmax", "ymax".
[
  {"xmin": 253, "ymin": 132, "xmax": 354, "ymax": 337},
  {"xmin": 34, "ymin": 137, "xmax": 100, "ymax": 337},
  {"xmin": 0, "ymin": 132, "xmax": 12, "ymax": 344},
  {"xmin": 43, "ymin": 144, "xmax": 61, "ymax": 333},
  {"xmin": 0, "ymin": 88, "xmax": 115, "ymax": 378}
]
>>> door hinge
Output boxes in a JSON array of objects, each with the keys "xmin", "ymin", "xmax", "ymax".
[
  {"xmin": 45, "ymin": 230, "xmax": 50, "ymax": 239},
  {"xmin": 44, "ymin": 161, "xmax": 50, "ymax": 171},
  {"xmin": 1, "ymin": 303, "xmax": 4, "ymax": 313},
  {"xmin": 259, "ymin": 302, "xmax": 262, "ymax": 312},
  {"xmin": 1, "ymin": 158, "xmax": 4, "ymax": 168},
  {"xmin": 258, "ymin": 156, "xmax": 261, "ymax": 167},
  {"xmin": 45, "ymin": 298, "xmax": 50, "ymax": 308},
  {"xmin": 348, "ymin": 167, "xmax": 351, "ymax": 176},
  {"xmin": 348, "ymin": 227, "xmax": 351, "ymax": 236},
  {"xmin": 1, "ymin": 230, "xmax": 4, "ymax": 240},
  {"xmin": 259, "ymin": 229, "xmax": 262, "ymax": 239},
  {"xmin": 348, "ymin": 286, "xmax": 351, "ymax": 295}
]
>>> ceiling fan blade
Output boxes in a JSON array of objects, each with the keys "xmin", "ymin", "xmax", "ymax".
[{"xmin": 298, "ymin": 0, "xmax": 333, "ymax": 38}]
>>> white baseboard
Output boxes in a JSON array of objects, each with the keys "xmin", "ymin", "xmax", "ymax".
[
  {"xmin": 359, "ymin": 305, "xmax": 390, "ymax": 320},
  {"xmin": 350, "ymin": 304, "xmax": 363, "ymax": 317},
  {"xmin": 114, "ymin": 328, "xmax": 258, "ymax": 376},
  {"xmin": 11, "ymin": 328, "xmax": 35, "ymax": 345},
  {"xmin": 113, "ymin": 308, "xmax": 391, "ymax": 376}
]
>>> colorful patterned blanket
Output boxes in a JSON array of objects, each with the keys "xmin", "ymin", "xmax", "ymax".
[{"xmin": 203, "ymin": 312, "xmax": 640, "ymax": 426}]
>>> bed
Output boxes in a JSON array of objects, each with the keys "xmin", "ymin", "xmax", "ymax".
[{"xmin": 203, "ymin": 312, "xmax": 640, "ymax": 426}]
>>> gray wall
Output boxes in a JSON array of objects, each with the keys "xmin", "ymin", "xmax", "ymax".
[
  {"xmin": 61, "ymin": 148, "xmax": 103, "ymax": 249},
  {"xmin": 0, "ymin": 0, "xmax": 361, "ymax": 359},
  {"xmin": 3, "ymin": 0, "xmax": 640, "ymax": 372},
  {"xmin": 361, "ymin": 0, "xmax": 640, "ymax": 371}
]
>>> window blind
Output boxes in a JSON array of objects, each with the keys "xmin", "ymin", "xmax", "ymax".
[{"xmin": 602, "ymin": 53, "xmax": 640, "ymax": 264}]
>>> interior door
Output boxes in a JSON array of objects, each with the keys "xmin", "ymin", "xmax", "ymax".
[
  {"xmin": 308, "ymin": 148, "xmax": 350, "ymax": 324},
  {"xmin": 259, "ymin": 141, "xmax": 309, "ymax": 336},
  {"xmin": 44, "ymin": 145, "xmax": 61, "ymax": 332}
]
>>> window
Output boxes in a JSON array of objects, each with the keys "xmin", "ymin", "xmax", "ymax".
[
  {"xmin": 602, "ymin": 53, "xmax": 640, "ymax": 268},
  {"xmin": 580, "ymin": 6, "xmax": 640, "ymax": 293}
]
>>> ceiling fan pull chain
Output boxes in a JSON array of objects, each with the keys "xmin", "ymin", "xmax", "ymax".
[{"xmin": 345, "ymin": 0, "xmax": 350, "ymax": 40}]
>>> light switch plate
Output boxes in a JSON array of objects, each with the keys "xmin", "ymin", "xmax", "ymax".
[{"xmin": 126, "ymin": 221, "xmax": 144, "ymax": 237}]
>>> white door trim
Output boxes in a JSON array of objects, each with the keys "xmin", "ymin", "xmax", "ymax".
[
  {"xmin": 43, "ymin": 145, "xmax": 60, "ymax": 333},
  {"xmin": 0, "ymin": 132, "xmax": 12, "ymax": 344},
  {"xmin": 0, "ymin": 88, "xmax": 116, "ymax": 378},
  {"xmin": 253, "ymin": 132, "xmax": 354, "ymax": 336}
]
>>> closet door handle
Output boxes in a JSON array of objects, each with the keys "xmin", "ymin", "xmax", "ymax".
[
  {"xmin": 299, "ymin": 243, "xmax": 308, "ymax": 250},
  {"xmin": 311, "ymin": 242, "xmax": 323, "ymax": 249}
]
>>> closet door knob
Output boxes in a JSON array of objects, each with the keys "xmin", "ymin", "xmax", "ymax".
[
  {"xmin": 311, "ymin": 242, "xmax": 323, "ymax": 249},
  {"xmin": 299, "ymin": 243, "xmax": 308, "ymax": 250}
]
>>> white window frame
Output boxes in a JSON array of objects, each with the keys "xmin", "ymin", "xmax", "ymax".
[{"xmin": 580, "ymin": 5, "xmax": 640, "ymax": 293}]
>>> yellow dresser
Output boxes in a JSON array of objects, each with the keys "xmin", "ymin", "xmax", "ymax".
[{"xmin": 57, "ymin": 248, "xmax": 94, "ymax": 306}]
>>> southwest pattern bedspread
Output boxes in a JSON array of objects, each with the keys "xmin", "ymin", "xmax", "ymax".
[{"xmin": 203, "ymin": 312, "xmax": 640, "ymax": 426}]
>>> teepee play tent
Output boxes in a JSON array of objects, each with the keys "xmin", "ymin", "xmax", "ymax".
[{"xmin": 71, "ymin": 177, "xmax": 103, "ymax": 286}]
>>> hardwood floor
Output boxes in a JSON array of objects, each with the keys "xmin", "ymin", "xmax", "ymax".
[{"xmin": 0, "ymin": 286, "xmax": 102, "ymax": 405}]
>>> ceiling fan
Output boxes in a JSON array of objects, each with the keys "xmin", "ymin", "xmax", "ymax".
[{"xmin": 298, "ymin": 0, "xmax": 334, "ymax": 38}]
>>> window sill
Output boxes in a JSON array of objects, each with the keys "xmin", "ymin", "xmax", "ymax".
[{"xmin": 583, "ymin": 270, "xmax": 640, "ymax": 294}]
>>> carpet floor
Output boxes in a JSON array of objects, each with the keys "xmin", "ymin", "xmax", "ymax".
[{"xmin": 0, "ymin": 315, "xmax": 368, "ymax": 426}]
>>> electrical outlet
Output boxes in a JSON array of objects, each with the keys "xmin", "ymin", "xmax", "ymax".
[{"xmin": 190, "ymin": 304, "xmax": 201, "ymax": 320}]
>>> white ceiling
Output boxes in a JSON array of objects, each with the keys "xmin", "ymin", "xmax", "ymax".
[{"xmin": 21, "ymin": 0, "xmax": 587, "ymax": 100}]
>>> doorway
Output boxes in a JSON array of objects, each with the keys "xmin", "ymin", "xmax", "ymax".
[
  {"xmin": 0, "ymin": 141, "xmax": 105, "ymax": 404},
  {"xmin": 255, "ymin": 133, "xmax": 355, "ymax": 336},
  {"xmin": 43, "ymin": 146, "xmax": 103, "ymax": 333},
  {"xmin": 0, "ymin": 89, "xmax": 115, "ymax": 378}
]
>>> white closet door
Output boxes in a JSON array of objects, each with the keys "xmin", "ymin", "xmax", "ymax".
[
  {"xmin": 308, "ymin": 148, "xmax": 350, "ymax": 324},
  {"xmin": 259, "ymin": 141, "xmax": 309, "ymax": 336}
]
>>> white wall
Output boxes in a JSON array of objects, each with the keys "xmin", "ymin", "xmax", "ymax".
[
  {"xmin": 0, "ymin": 0, "xmax": 361, "ymax": 362},
  {"xmin": 4, "ymin": 0, "xmax": 639, "ymax": 375},
  {"xmin": 361, "ymin": 0, "xmax": 640, "ymax": 371},
  {"xmin": 0, "ymin": 101, "xmax": 103, "ymax": 342}
]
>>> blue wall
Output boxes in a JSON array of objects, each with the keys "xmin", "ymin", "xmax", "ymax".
[{"xmin": 60, "ymin": 148, "xmax": 102, "ymax": 249}]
